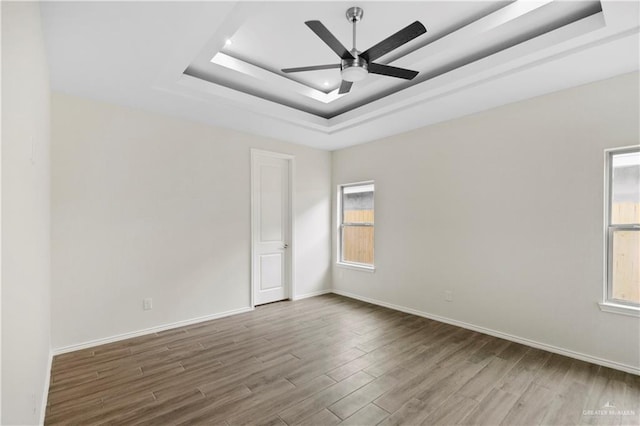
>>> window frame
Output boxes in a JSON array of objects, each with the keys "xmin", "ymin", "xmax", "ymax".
[
  {"xmin": 337, "ymin": 181, "xmax": 375, "ymax": 272},
  {"xmin": 600, "ymin": 146, "xmax": 640, "ymax": 316}
]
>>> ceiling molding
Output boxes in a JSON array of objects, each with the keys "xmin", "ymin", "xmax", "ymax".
[{"xmin": 41, "ymin": 1, "xmax": 640, "ymax": 150}]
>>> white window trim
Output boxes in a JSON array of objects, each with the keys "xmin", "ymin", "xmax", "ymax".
[
  {"xmin": 336, "ymin": 261, "xmax": 376, "ymax": 272},
  {"xmin": 337, "ymin": 181, "xmax": 375, "ymax": 271},
  {"xmin": 601, "ymin": 145, "xmax": 640, "ymax": 316},
  {"xmin": 598, "ymin": 301, "xmax": 640, "ymax": 317}
]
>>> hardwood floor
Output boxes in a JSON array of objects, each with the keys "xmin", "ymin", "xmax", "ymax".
[{"xmin": 45, "ymin": 294, "xmax": 639, "ymax": 425}]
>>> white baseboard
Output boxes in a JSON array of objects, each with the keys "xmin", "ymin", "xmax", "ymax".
[
  {"xmin": 332, "ymin": 289, "xmax": 640, "ymax": 376},
  {"xmin": 52, "ymin": 306, "xmax": 254, "ymax": 355},
  {"xmin": 44, "ymin": 287, "xmax": 638, "ymax": 410},
  {"xmin": 292, "ymin": 288, "xmax": 332, "ymax": 301},
  {"xmin": 40, "ymin": 350, "xmax": 53, "ymax": 425}
]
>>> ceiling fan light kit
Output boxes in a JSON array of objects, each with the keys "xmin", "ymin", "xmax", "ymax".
[
  {"xmin": 282, "ymin": 6, "xmax": 426, "ymax": 94},
  {"xmin": 342, "ymin": 58, "xmax": 368, "ymax": 82}
]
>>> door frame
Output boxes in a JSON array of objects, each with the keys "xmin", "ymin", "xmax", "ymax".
[{"xmin": 250, "ymin": 149, "xmax": 295, "ymax": 308}]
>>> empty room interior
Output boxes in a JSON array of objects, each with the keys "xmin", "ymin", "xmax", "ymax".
[{"xmin": 2, "ymin": 1, "xmax": 640, "ymax": 425}]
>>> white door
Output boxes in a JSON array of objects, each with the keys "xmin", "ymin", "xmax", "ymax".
[{"xmin": 251, "ymin": 150, "xmax": 292, "ymax": 306}]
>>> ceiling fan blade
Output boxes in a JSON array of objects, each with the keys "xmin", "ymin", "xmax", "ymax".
[
  {"xmin": 305, "ymin": 20, "xmax": 355, "ymax": 60},
  {"xmin": 360, "ymin": 21, "xmax": 426, "ymax": 62},
  {"xmin": 368, "ymin": 63, "xmax": 419, "ymax": 80},
  {"xmin": 338, "ymin": 80, "xmax": 353, "ymax": 94},
  {"xmin": 282, "ymin": 64, "xmax": 341, "ymax": 73}
]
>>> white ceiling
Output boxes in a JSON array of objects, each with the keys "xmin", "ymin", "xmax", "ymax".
[{"xmin": 40, "ymin": 1, "xmax": 640, "ymax": 151}]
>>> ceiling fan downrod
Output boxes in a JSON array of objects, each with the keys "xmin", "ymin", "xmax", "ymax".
[{"xmin": 346, "ymin": 7, "xmax": 363, "ymax": 55}]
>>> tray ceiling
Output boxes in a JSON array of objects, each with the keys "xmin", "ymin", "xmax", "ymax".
[{"xmin": 40, "ymin": 1, "xmax": 640, "ymax": 150}]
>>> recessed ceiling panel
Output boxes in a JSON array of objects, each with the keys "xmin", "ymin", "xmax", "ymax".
[
  {"xmin": 184, "ymin": 1, "xmax": 604, "ymax": 119},
  {"xmin": 39, "ymin": 0, "xmax": 639, "ymax": 150}
]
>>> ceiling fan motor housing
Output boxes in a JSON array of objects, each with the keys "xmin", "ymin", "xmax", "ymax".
[{"xmin": 341, "ymin": 56, "xmax": 368, "ymax": 82}]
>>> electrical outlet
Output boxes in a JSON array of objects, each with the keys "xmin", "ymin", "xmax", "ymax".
[
  {"xmin": 143, "ymin": 298, "xmax": 153, "ymax": 310},
  {"xmin": 444, "ymin": 290, "xmax": 453, "ymax": 302}
]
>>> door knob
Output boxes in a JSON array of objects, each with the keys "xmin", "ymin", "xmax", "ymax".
[{"xmin": 283, "ymin": 243, "xmax": 289, "ymax": 249}]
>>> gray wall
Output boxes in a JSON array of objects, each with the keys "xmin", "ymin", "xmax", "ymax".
[
  {"xmin": 332, "ymin": 72, "xmax": 640, "ymax": 371},
  {"xmin": 51, "ymin": 93, "xmax": 332, "ymax": 349},
  {"xmin": 2, "ymin": 2, "xmax": 52, "ymax": 423}
]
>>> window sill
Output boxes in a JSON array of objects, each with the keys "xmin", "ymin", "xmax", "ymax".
[
  {"xmin": 336, "ymin": 262, "xmax": 376, "ymax": 273},
  {"xmin": 598, "ymin": 302, "xmax": 640, "ymax": 317}
]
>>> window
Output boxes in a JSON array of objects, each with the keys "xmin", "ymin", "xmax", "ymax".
[
  {"xmin": 338, "ymin": 182, "xmax": 374, "ymax": 269},
  {"xmin": 604, "ymin": 147, "xmax": 640, "ymax": 313}
]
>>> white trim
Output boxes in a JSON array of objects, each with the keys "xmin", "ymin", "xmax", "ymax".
[
  {"xmin": 332, "ymin": 289, "xmax": 640, "ymax": 376},
  {"xmin": 52, "ymin": 306, "xmax": 253, "ymax": 355},
  {"xmin": 602, "ymin": 145, "xmax": 640, "ymax": 309},
  {"xmin": 292, "ymin": 289, "xmax": 332, "ymax": 301},
  {"xmin": 250, "ymin": 149, "xmax": 295, "ymax": 307},
  {"xmin": 39, "ymin": 350, "xmax": 53, "ymax": 425},
  {"xmin": 336, "ymin": 262, "xmax": 376, "ymax": 273},
  {"xmin": 339, "ymin": 180, "xmax": 376, "ymax": 189},
  {"xmin": 603, "ymin": 147, "xmax": 611, "ymax": 305},
  {"xmin": 336, "ymin": 180, "xmax": 375, "ymax": 269},
  {"xmin": 598, "ymin": 302, "xmax": 640, "ymax": 317},
  {"xmin": 290, "ymin": 158, "xmax": 296, "ymax": 302}
]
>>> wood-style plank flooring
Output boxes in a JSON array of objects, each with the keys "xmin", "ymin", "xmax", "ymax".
[{"xmin": 45, "ymin": 294, "xmax": 639, "ymax": 425}]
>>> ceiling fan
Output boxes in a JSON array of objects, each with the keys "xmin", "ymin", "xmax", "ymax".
[{"xmin": 282, "ymin": 7, "xmax": 427, "ymax": 94}]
